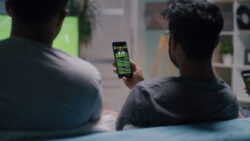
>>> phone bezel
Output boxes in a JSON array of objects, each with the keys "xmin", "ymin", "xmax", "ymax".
[{"xmin": 112, "ymin": 41, "xmax": 133, "ymax": 79}]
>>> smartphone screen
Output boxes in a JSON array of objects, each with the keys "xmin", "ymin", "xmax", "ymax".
[
  {"xmin": 241, "ymin": 70, "xmax": 250, "ymax": 95},
  {"xmin": 112, "ymin": 42, "xmax": 133, "ymax": 79}
]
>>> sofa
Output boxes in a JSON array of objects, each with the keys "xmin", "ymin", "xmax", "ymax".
[{"xmin": 1, "ymin": 117, "xmax": 250, "ymax": 141}]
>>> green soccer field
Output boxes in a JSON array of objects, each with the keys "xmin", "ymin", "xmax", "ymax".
[{"xmin": 0, "ymin": 15, "xmax": 79, "ymax": 57}]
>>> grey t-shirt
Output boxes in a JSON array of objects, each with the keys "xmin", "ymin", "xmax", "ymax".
[
  {"xmin": 0, "ymin": 37, "xmax": 103, "ymax": 130},
  {"xmin": 116, "ymin": 77, "xmax": 239, "ymax": 130}
]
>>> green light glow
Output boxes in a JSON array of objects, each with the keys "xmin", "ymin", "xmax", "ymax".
[{"xmin": 0, "ymin": 15, "xmax": 79, "ymax": 57}]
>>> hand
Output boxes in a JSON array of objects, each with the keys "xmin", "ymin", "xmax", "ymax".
[{"xmin": 113, "ymin": 60, "xmax": 144, "ymax": 89}]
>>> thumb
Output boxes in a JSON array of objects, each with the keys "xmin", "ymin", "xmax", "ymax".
[
  {"xmin": 122, "ymin": 77, "xmax": 127, "ymax": 82},
  {"xmin": 122, "ymin": 77, "xmax": 130, "ymax": 86}
]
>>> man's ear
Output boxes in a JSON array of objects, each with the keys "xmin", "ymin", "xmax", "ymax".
[
  {"xmin": 56, "ymin": 9, "xmax": 68, "ymax": 28},
  {"xmin": 5, "ymin": 0, "xmax": 13, "ymax": 17}
]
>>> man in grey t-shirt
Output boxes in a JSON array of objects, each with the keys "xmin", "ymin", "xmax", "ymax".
[
  {"xmin": 0, "ymin": 0, "xmax": 103, "ymax": 130},
  {"xmin": 115, "ymin": 0, "xmax": 239, "ymax": 130}
]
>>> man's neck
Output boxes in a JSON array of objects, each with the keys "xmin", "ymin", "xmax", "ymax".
[
  {"xmin": 179, "ymin": 60, "xmax": 216, "ymax": 83},
  {"xmin": 11, "ymin": 22, "xmax": 53, "ymax": 46}
]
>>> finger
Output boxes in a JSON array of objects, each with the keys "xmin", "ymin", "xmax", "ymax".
[
  {"xmin": 122, "ymin": 77, "xmax": 127, "ymax": 81},
  {"xmin": 130, "ymin": 59, "xmax": 135, "ymax": 65},
  {"xmin": 130, "ymin": 60, "xmax": 137, "ymax": 71},
  {"xmin": 122, "ymin": 77, "xmax": 132, "ymax": 86},
  {"xmin": 122, "ymin": 77, "xmax": 128, "ymax": 84}
]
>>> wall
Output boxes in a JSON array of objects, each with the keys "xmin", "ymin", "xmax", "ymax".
[
  {"xmin": 140, "ymin": 0, "xmax": 177, "ymax": 79},
  {"xmin": 79, "ymin": 0, "xmax": 135, "ymax": 112},
  {"xmin": 0, "ymin": 0, "xmax": 6, "ymax": 14}
]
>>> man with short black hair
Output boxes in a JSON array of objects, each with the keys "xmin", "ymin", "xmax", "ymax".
[
  {"xmin": 0, "ymin": 0, "xmax": 103, "ymax": 130},
  {"xmin": 115, "ymin": 0, "xmax": 239, "ymax": 130}
]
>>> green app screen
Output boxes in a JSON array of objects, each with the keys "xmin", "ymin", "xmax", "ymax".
[{"xmin": 114, "ymin": 44, "xmax": 132, "ymax": 75}]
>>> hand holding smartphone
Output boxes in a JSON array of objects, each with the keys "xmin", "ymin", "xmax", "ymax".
[
  {"xmin": 112, "ymin": 41, "xmax": 145, "ymax": 89},
  {"xmin": 112, "ymin": 41, "xmax": 133, "ymax": 79}
]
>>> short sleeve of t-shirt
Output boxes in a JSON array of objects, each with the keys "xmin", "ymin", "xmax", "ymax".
[{"xmin": 116, "ymin": 86, "xmax": 145, "ymax": 130}]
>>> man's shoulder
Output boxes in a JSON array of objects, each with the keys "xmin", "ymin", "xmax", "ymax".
[
  {"xmin": 131, "ymin": 77, "xmax": 236, "ymax": 98},
  {"xmin": 0, "ymin": 38, "xmax": 13, "ymax": 47},
  {"xmin": 130, "ymin": 77, "xmax": 180, "ymax": 100},
  {"xmin": 135, "ymin": 77, "xmax": 179, "ymax": 90},
  {"xmin": 51, "ymin": 50, "xmax": 101, "ymax": 83},
  {"xmin": 57, "ymin": 50, "xmax": 98, "ymax": 71},
  {"xmin": 0, "ymin": 38, "xmax": 101, "ymax": 86}
]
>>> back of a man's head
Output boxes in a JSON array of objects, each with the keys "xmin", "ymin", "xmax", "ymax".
[
  {"xmin": 9, "ymin": 0, "xmax": 69, "ymax": 24},
  {"xmin": 163, "ymin": 0, "xmax": 224, "ymax": 62}
]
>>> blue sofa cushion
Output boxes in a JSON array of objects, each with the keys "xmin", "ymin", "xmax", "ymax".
[{"xmin": 49, "ymin": 118, "xmax": 250, "ymax": 141}]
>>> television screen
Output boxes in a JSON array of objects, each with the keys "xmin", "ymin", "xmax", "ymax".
[{"xmin": 0, "ymin": 15, "xmax": 79, "ymax": 57}]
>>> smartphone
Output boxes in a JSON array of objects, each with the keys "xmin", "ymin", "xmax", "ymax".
[
  {"xmin": 241, "ymin": 70, "xmax": 250, "ymax": 95},
  {"xmin": 112, "ymin": 41, "xmax": 133, "ymax": 79}
]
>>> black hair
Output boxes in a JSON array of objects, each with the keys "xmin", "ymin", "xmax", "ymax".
[
  {"xmin": 9, "ymin": 0, "xmax": 69, "ymax": 24},
  {"xmin": 162, "ymin": 0, "xmax": 224, "ymax": 62}
]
